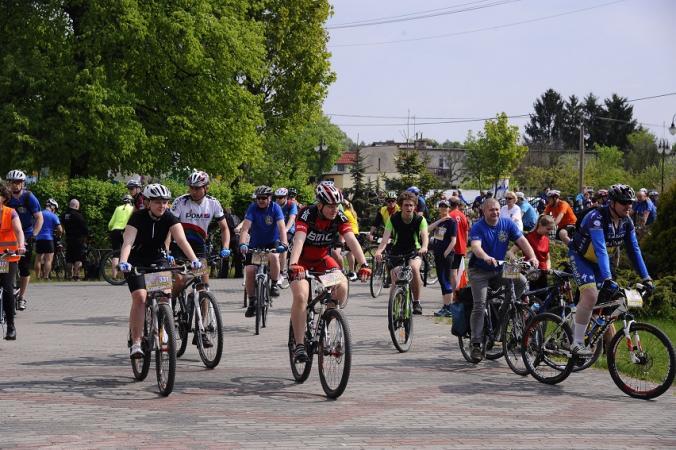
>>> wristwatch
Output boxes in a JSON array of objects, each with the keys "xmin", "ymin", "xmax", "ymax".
[{"xmin": 360, "ymin": 263, "xmax": 370, "ymax": 269}]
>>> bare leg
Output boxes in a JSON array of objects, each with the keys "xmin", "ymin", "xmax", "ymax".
[{"xmin": 290, "ymin": 279, "xmax": 310, "ymax": 343}]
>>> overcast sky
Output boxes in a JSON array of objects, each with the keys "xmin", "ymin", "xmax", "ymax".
[{"xmin": 323, "ymin": 0, "xmax": 676, "ymax": 146}]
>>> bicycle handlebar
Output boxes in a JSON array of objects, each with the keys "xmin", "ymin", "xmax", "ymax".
[{"xmin": 131, "ymin": 265, "xmax": 188, "ymax": 276}]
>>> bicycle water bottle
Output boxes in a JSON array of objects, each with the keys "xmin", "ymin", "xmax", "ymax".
[
  {"xmin": 530, "ymin": 303, "xmax": 540, "ymax": 314},
  {"xmin": 595, "ymin": 317, "xmax": 606, "ymax": 327}
]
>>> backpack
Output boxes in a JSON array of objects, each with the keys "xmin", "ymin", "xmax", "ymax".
[{"xmin": 450, "ymin": 286, "xmax": 474, "ymax": 337}]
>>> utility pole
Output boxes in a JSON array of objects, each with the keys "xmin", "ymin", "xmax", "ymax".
[{"xmin": 579, "ymin": 124, "xmax": 585, "ymax": 193}]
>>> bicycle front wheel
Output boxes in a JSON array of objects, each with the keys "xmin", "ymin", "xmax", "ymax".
[
  {"xmin": 195, "ymin": 292, "xmax": 224, "ymax": 369},
  {"xmin": 155, "ymin": 303, "xmax": 177, "ymax": 396},
  {"xmin": 502, "ymin": 303, "xmax": 532, "ymax": 376},
  {"xmin": 255, "ymin": 277, "xmax": 266, "ymax": 335},
  {"xmin": 130, "ymin": 322, "xmax": 151, "ymax": 381},
  {"xmin": 319, "ymin": 308, "xmax": 352, "ymax": 399},
  {"xmin": 369, "ymin": 260, "xmax": 385, "ymax": 298},
  {"xmin": 100, "ymin": 250, "xmax": 126, "ymax": 285},
  {"xmin": 607, "ymin": 322, "xmax": 675, "ymax": 400},
  {"xmin": 288, "ymin": 320, "xmax": 313, "ymax": 383},
  {"xmin": 522, "ymin": 312, "xmax": 574, "ymax": 385},
  {"xmin": 388, "ymin": 287, "xmax": 413, "ymax": 353}
]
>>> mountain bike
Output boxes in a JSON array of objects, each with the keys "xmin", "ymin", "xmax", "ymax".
[
  {"xmin": 247, "ymin": 248, "xmax": 281, "ymax": 335},
  {"xmin": 369, "ymin": 252, "xmax": 391, "ymax": 298},
  {"xmin": 288, "ymin": 269, "xmax": 352, "ymax": 399},
  {"xmin": 173, "ymin": 256, "xmax": 224, "ymax": 369},
  {"xmin": 100, "ymin": 249, "xmax": 126, "ymax": 285},
  {"xmin": 387, "ymin": 251, "xmax": 419, "ymax": 353},
  {"xmin": 127, "ymin": 264, "xmax": 184, "ymax": 396},
  {"xmin": 50, "ymin": 240, "xmax": 67, "ymax": 280},
  {"xmin": 522, "ymin": 283, "xmax": 675, "ymax": 399}
]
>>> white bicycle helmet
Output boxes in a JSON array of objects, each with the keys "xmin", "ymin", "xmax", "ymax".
[
  {"xmin": 6, "ymin": 170, "xmax": 26, "ymax": 181},
  {"xmin": 46, "ymin": 198, "xmax": 59, "ymax": 209},
  {"xmin": 275, "ymin": 187, "xmax": 288, "ymax": 197},
  {"xmin": 254, "ymin": 185, "xmax": 273, "ymax": 197},
  {"xmin": 187, "ymin": 170, "xmax": 209, "ymax": 187},
  {"xmin": 142, "ymin": 183, "xmax": 172, "ymax": 200},
  {"xmin": 126, "ymin": 179, "xmax": 142, "ymax": 189},
  {"xmin": 315, "ymin": 181, "xmax": 343, "ymax": 205},
  {"xmin": 386, "ymin": 191, "xmax": 397, "ymax": 200},
  {"xmin": 121, "ymin": 194, "xmax": 134, "ymax": 204}
]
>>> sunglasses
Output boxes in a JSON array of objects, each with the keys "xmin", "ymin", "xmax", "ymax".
[
  {"xmin": 506, "ymin": 197, "xmax": 515, "ymax": 200},
  {"xmin": 386, "ymin": 199, "xmax": 396, "ymax": 202},
  {"xmin": 256, "ymin": 196, "xmax": 269, "ymax": 200},
  {"xmin": 617, "ymin": 200, "xmax": 633, "ymax": 206}
]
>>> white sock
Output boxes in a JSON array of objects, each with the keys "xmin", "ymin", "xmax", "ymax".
[{"xmin": 573, "ymin": 322, "xmax": 586, "ymax": 345}]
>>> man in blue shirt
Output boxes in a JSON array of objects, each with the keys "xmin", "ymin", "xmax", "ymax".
[
  {"xmin": 5, "ymin": 170, "xmax": 43, "ymax": 311},
  {"xmin": 633, "ymin": 188, "xmax": 657, "ymax": 228},
  {"xmin": 468, "ymin": 198, "xmax": 538, "ymax": 363},
  {"xmin": 516, "ymin": 192, "xmax": 538, "ymax": 232},
  {"xmin": 34, "ymin": 198, "xmax": 63, "ymax": 279},
  {"xmin": 238, "ymin": 186, "xmax": 288, "ymax": 317}
]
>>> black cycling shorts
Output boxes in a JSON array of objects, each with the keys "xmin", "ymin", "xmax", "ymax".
[
  {"xmin": 35, "ymin": 239, "xmax": 55, "ymax": 254},
  {"xmin": 451, "ymin": 253, "xmax": 464, "ymax": 270},
  {"xmin": 109, "ymin": 230, "xmax": 124, "ymax": 251},
  {"xmin": 65, "ymin": 239, "xmax": 85, "ymax": 263},
  {"xmin": 18, "ymin": 241, "xmax": 33, "ymax": 277}
]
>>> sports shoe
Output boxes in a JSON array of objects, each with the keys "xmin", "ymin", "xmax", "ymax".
[
  {"xmin": 245, "ymin": 298, "xmax": 257, "ymax": 317},
  {"xmin": 130, "ymin": 343, "xmax": 144, "ymax": 359},
  {"xmin": 5, "ymin": 322, "xmax": 16, "ymax": 340},
  {"xmin": 192, "ymin": 332, "xmax": 213, "ymax": 348},
  {"xmin": 270, "ymin": 284, "xmax": 280, "ymax": 298},
  {"xmin": 470, "ymin": 344, "xmax": 483, "ymax": 363},
  {"xmin": 293, "ymin": 343, "xmax": 308, "ymax": 363},
  {"xmin": 434, "ymin": 305, "xmax": 452, "ymax": 317},
  {"xmin": 569, "ymin": 342, "xmax": 593, "ymax": 357},
  {"xmin": 16, "ymin": 297, "xmax": 27, "ymax": 311},
  {"xmin": 347, "ymin": 271, "xmax": 358, "ymax": 282},
  {"xmin": 412, "ymin": 301, "xmax": 423, "ymax": 315}
]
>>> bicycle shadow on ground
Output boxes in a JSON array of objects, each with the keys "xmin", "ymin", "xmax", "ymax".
[
  {"xmin": 36, "ymin": 315, "xmax": 128, "ymax": 327},
  {"xmin": 20, "ymin": 354, "xmax": 128, "ymax": 368}
]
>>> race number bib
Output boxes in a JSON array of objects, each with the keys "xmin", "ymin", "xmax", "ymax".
[
  {"xmin": 191, "ymin": 259, "xmax": 209, "ymax": 276},
  {"xmin": 625, "ymin": 289, "xmax": 643, "ymax": 308},
  {"xmin": 433, "ymin": 226, "xmax": 446, "ymax": 241},
  {"xmin": 318, "ymin": 271, "xmax": 344, "ymax": 287},
  {"xmin": 251, "ymin": 252, "xmax": 269, "ymax": 265},
  {"xmin": 144, "ymin": 271, "xmax": 172, "ymax": 293}
]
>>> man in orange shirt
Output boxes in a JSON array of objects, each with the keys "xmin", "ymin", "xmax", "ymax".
[{"xmin": 544, "ymin": 190, "xmax": 576, "ymax": 244}]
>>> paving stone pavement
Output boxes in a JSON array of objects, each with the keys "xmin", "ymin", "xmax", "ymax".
[{"xmin": 0, "ymin": 278, "xmax": 674, "ymax": 449}]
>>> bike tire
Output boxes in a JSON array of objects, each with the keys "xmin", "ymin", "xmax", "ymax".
[
  {"xmin": 51, "ymin": 253, "xmax": 67, "ymax": 280},
  {"xmin": 255, "ymin": 277, "xmax": 266, "ymax": 335},
  {"xmin": 484, "ymin": 302, "xmax": 505, "ymax": 360},
  {"xmin": 522, "ymin": 312, "xmax": 575, "ymax": 385},
  {"xmin": 262, "ymin": 281, "xmax": 269, "ymax": 329},
  {"xmin": 195, "ymin": 292, "xmax": 224, "ymax": 369},
  {"xmin": 369, "ymin": 260, "xmax": 385, "ymax": 298},
  {"xmin": 318, "ymin": 308, "xmax": 352, "ymax": 399},
  {"xmin": 130, "ymin": 307, "xmax": 152, "ymax": 381},
  {"xmin": 607, "ymin": 321, "xmax": 675, "ymax": 400},
  {"xmin": 175, "ymin": 293, "xmax": 190, "ymax": 358},
  {"xmin": 155, "ymin": 303, "xmax": 177, "ymax": 396},
  {"xmin": 388, "ymin": 287, "xmax": 413, "ymax": 353},
  {"xmin": 99, "ymin": 250, "xmax": 126, "ymax": 286},
  {"xmin": 422, "ymin": 252, "xmax": 438, "ymax": 286},
  {"xmin": 457, "ymin": 334, "xmax": 474, "ymax": 363},
  {"xmin": 502, "ymin": 303, "xmax": 532, "ymax": 376},
  {"xmin": 288, "ymin": 320, "xmax": 313, "ymax": 383},
  {"xmin": 549, "ymin": 305, "xmax": 603, "ymax": 372}
]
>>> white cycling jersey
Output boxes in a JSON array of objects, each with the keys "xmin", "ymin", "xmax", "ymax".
[{"xmin": 170, "ymin": 194, "xmax": 225, "ymax": 242}]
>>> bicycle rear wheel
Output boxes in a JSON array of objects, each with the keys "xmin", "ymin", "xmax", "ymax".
[
  {"xmin": 288, "ymin": 320, "xmax": 313, "ymax": 383},
  {"xmin": 369, "ymin": 260, "xmax": 385, "ymax": 298},
  {"xmin": 522, "ymin": 312, "xmax": 574, "ymax": 385},
  {"xmin": 130, "ymin": 306, "xmax": 152, "ymax": 381},
  {"xmin": 319, "ymin": 308, "xmax": 352, "ymax": 399},
  {"xmin": 195, "ymin": 292, "xmax": 224, "ymax": 369},
  {"xmin": 502, "ymin": 303, "xmax": 532, "ymax": 376},
  {"xmin": 607, "ymin": 322, "xmax": 675, "ymax": 400},
  {"xmin": 388, "ymin": 287, "xmax": 413, "ymax": 353},
  {"xmin": 549, "ymin": 305, "xmax": 603, "ymax": 372},
  {"xmin": 100, "ymin": 250, "xmax": 126, "ymax": 285},
  {"xmin": 422, "ymin": 252, "xmax": 438, "ymax": 286},
  {"xmin": 155, "ymin": 303, "xmax": 177, "ymax": 396},
  {"xmin": 458, "ymin": 335, "xmax": 475, "ymax": 363},
  {"xmin": 51, "ymin": 253, "xmax": 67, "ymax": 280},
  {"xmin": 175, "ymin": 293, "xmax": 190, "ymax": 358}
]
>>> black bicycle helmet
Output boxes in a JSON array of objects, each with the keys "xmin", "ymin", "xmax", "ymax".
[
  {"xmin": 608, "ymin": 184, "xmax": 636, "ymax": 203},
  {"xmin": 288, "ymin": 187, "xmax": 298, "ymax": 198}
]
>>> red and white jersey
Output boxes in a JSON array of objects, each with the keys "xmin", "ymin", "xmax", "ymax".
[{"xmin": 170, "ymin": 194, "xmax": 225, "ymax": 240}]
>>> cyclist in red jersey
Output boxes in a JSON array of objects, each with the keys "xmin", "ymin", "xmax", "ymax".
[{"xmin": 287, "ymin": 182, "xmax": 371, "ymax": 363}]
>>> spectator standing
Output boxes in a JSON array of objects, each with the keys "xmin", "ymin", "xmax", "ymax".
[
  {"xmin": 34, "ymin": 198, "xmax": 63, "ymax": 279},
  {"xmin": 5, "ymin": 169, "xmax": 43, "ymax": 311},
  {"xmin": 108, "ymin": 194, "xmax": 134, "ymax": 280},
  {"xmin": 500, "ymin": 191, "xmax": 523, "ymax": 231},
  {"xmin": 448, "ymin": 197, "xmax": 470, "ymax": 295},
  {"xmin": 61, "ymin": 199, "xmax": 89, "ymax": 281},
  {"xmin": 428, "ymin": 199, "xmax": 457, "ymax": 317},
  {"xmin": 633, "ymin": 188, "xmax": 657, "ymax": 227},
  {"xmin": 516, "ymin": 192, "xmax": 537, "ymax": 232}
]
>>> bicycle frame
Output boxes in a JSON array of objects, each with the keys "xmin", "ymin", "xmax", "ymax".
[{"xmin": 304, "ymin": 271, "xmax": 339, "ymax": 354}]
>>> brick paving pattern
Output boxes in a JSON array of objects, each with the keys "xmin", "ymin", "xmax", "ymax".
[{"xmin": 0, "ymin": 279, "xmax": 674, "ymax": 448}]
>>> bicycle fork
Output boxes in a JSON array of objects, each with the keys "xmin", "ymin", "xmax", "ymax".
[{"xmin": 621, "ymin": 318, "xmax": 643, "ymax": 363}]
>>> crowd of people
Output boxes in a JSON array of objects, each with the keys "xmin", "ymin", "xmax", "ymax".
[{"xmin": 0, "ymin": 168, "xmax": 658, "ymax": 369}]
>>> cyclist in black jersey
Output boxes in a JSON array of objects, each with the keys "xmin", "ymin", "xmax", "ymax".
[{"xmin": 118, "ymin": 184, "xmax": 202, "ymax": 359}]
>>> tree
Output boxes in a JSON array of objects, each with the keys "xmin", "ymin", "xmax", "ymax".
[
  {"xmin": 385, "ymin": 150, "xmax": 439, "ymax": 194},
  {"xmin": 466, "ymin": 113, "xmax": 528, "ymax": 191},
  {"xmin": 349, "ymin": 146, "xmax": 369, "ymax": 216},
  {"xmin": 561, "ymin": 95, "xmax": 584, "ymax": 149},
  {"xmin": 626, "ymin": 130, "xmax": 659, "ymax": 172},
  {"xmin": 524, "ymin": 89, "xmax": 565, "ymax": 148},
  {"xmin": 602, "ymin": 94, "xmax": 637, "ymax": 151},
  {"xmin": 582, "ymin": 93, "xmax": 606, "ymax": 149}
]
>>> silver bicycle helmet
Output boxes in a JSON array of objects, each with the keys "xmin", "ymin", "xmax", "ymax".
[{"xmin": 142, "ymin": 183, "xmax": 172, "ymax": 200}]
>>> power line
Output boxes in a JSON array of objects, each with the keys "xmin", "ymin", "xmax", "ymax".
[
  {"xmin": 327, "ymin": 113, "xmax": 484, "ymax": 120},
  {"xmin": 327, "ymin": 0, "xmax": 500, "ymax": 28},
  {"xmin": 333, "ymin": 114, "xmax": 531, "ymax": 127},
  {"xmin": 329, "ymin": 0, "xmax": 625, "ymax": 48},
  {"xmin": 327, "ymin": 0, "xmax": 519, "ymax": 30},
  {"xmin": 627, "ymin": 92, "xmax": 676, "ymax": 103}
]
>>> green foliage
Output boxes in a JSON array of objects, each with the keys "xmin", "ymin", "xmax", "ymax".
[
  {"xmin": 385, "ymin": 150, "xmax": 440, "ymax": 194},
  {"xmin": 524, "ymin": 88, "xmax": 565, "ymax": 148},
  {"xmin": 641, "ymin": 181, "xmax": 676, "ymax": 277},
  {"xmin": 626, "ymin": 130, "xmax": 659, "ymax": 172},
  {"xmin": 465, "ymin": 113, "xmax": 528, "ymax": 191},
  {"xmin": 584, "ymin": 145, "xmax": 629, "ymax": 189}
]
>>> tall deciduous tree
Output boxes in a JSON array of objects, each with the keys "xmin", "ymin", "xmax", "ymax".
[
  {"xmin": 626, "ymin": 129, "xmax": 659, "ymax": 172},
  {"xmin": 466, "ymin": 113, "xmax": 528, "ymax": 191}
]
